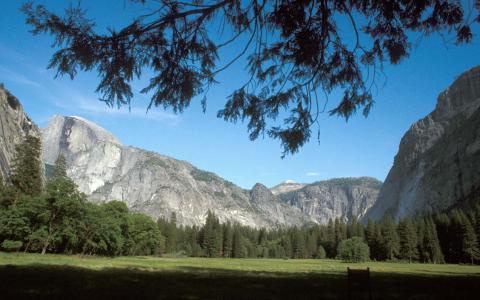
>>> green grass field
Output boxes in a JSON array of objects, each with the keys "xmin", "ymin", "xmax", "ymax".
[{"xmin": 1, "ymin": 252, "xmax": 479, "ymax": 299}]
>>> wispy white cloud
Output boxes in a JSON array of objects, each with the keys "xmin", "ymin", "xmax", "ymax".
[
  {"xmin": 0, "ymin": 66, "xmax": 42, "ymax": 88},
  {"xmin": 0, "ymin": 44, "xmax": 181, "ymax": 126},
  {"xmin": 305, "ymin": 172, "xmax": 321, "ymax": 177},
  {"xmin": 50, "ymin": 91, "xmax": 181, "ymax": 126}
]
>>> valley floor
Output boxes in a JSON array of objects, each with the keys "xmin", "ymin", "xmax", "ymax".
[{"xmin": 1, "ymin": 252, "xmax": 479, "ymax": 299}]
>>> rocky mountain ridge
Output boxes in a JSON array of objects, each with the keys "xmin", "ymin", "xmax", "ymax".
[
  {"xmin": 270, "ymin": 180, "xmax": 305, "ymax": 195},
  {"xmin": 277, "ymin": 177, "xmax": 381, "ymax": 223},
  {"xmin": 41, "ymin": 114, "xmax": 381, "ymax": 227},
  {"xmin": 42, "ymin": 115, "xmax": 309, "ymax": 227},
  {"xmin": 365, "ymin": 66, "xmax": 480, "ymax": 220},
  {"xmin": 1, "ymin": 83, "xmax": 382, "ymax": 227},
  {"xmin": 0, "ymin": 84, "xmax": 41, "ymax": 183}
]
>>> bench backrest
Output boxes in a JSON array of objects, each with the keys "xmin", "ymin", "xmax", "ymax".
[{"xmin": 347, "ymin": 267, "xmax": 370, "ymax": 283}]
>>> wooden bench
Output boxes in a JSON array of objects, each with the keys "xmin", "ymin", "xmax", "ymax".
[{"xmin": 347, "ymin": 267, "xmax": 372, "ymax": 300}]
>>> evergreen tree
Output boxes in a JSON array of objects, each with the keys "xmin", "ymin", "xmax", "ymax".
[
  {"xmin": 202, "ymin": 211, "xmax": 222, "ymax": 257},
  {"xmin": 306, "ymin": 232, "xmax": 317, "ymax": 258},
  {"xmin": 381, "ymin": 215, "xmax": 400, "ymax": 260},
  {"xmin": 24, "ymin": 0, "xmax": 478, "ymax": 156},
  {"xmin": 422, "ymin": 217, "xmax": 444, "ymax": 264},
  {"xmin": 292, "ymin": 228, "xmax": 306, "ymax": 259},
  {"xmin": 334, "ymin": 218, "xmax": 347, "ymax": 246},
  {"xmin": 51, "ymin": 154, "xmax": 67, "ymax": 179},
  {"xmin": 10, "ymin": 135, "xmax": 43, "ymax": 196},
  {"xmin": 323, "ymin": 219, "xmax": 336, "ymax": 257},
  {"xmin": 462, "ymin": 218, "xmax": 479, "ymax": 264},
  {"xmin": 222, "ymin": 222, "xmax": 233, "ymax": 258},
  {"xmin": 165, "ymin": 212, "xmax": 177, "ymax": 253},
  {"xmin": 281, "ymin": 234, "xmax": 293, "ymax": 258},
  {"xmin": 365, "ymin": 219, "xmax": 378, "ymax": 260},
  {"xmin": 398, "ymin": 219, "xmax": 418, "ymax": 263},
  {"xmin": 348, "ymin": 216, "xmax": 364, "ymax": 239},
  {"xmin": 232, "ymin": 226, "xmax": 244, "ymax": 258},
  {"xmin": 434, "ymin": 213, "xmax": 451, "ymax": 262},
  {"xmin": 0, "ymin": 178, "xmax": 17, "ymax": 208},
  {"xmin": 450, "ymin": 210, "xmax": 468, "ymax": 262},
  {"xmin": 474, "ymin": 204, "xmax": 480, "ymax": 239}
]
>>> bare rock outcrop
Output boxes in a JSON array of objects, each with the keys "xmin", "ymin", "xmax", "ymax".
[
  {"xmin": 42, "ymin": 115, "xmax": 305, "ymax": 227},
  {"xmin": 365, "ymin": 66, "xmax": 480, "ymax": 220},
  {"xmin": 276, "ymin": 177, "xmax": 381, "ymax": 224},
  {"xmin": 0, "ymin": 85, "xmax": 41, "ymax": 183}
]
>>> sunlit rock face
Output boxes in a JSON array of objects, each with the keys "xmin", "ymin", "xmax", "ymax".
[
  {"xmin": 0, "ymin": 85, "xmax": 41, "ymax": 183},
  {"xmin": 42, "ymin": 115, "xmax": 305, "ymax": 227},
  {"xmin": 249, "ymin": 183, "xmax": 306, "ymax": 225},
  {"xmin": 270, "ymin": 180, "xmax": 305, "ymax": 195},
  {"xmin": 276, "ymin": 178, "xmax": 381, "ymax": 224},
  {"xmin": 365, "ymin": 66, "xmax": 480, "ymax": 221}
]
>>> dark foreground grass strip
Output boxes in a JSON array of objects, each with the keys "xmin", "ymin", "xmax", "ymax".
[{"xmin": 0, "ymin": 264, "xmax": 479, "ymax": 300}]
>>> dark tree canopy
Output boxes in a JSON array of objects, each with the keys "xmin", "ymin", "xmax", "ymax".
[{"xmin": 22, "ymin": 0, "xmax": 479, "ymax": 155}]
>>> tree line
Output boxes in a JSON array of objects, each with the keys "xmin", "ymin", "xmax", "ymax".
[
  {"xmin": 0, "ymin": 136, "xmax": 163, "ymax": 256},
  {"xmin": 157, "ymin": 208, "xmax": 480, "ymax": 264},
  {"xmin": 1, "ymin": 135, "xmax": 479, "ymax": 264}
]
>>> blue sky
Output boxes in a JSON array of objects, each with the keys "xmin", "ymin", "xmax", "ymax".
[{"xmin": 1, "ymin": 0, "xmax": 479, "ymax": 189}]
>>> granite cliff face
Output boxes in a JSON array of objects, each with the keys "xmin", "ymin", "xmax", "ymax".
[
  {"xmin": 42, "ymin": 115, "xmax": 305, "ymax": 227},
  {"xmin": 0, "ymin": 85, "xmax": 41, "ymax": 183},
  {"xmin": 41, "ymin": 114, "xmax": 379, "ymax": 227},
  {"xmin": 276, "ymin": 177, "xmax": 381, "ymax": 224},
  {"xmin": 250, "ymin": 183, "xmax": 306, "ymax": 225},
  {"xmin": 365, "ymin": 66, "xmax": 480, "ymax": 220},
  {"xmin": 270, "ymin": 180, "xmax": 305, "ymax": 195}
]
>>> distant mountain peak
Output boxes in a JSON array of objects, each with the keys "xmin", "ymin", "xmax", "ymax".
[
  {"xmin": 270, "ymin": 180, "xmax": 305, "ymax": 195},
  {"xmin": 41, "ymin": 114, "xmax": 306, "ymax": 228}
]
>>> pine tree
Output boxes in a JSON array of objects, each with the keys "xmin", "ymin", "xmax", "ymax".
[
  {"xmin": 222, "ymin": 222, "xmax": 233, "ymax": 258},
  {"xmin": 365, "ymin": 219, "xmax": 377, "ymax": 260},
  {"xmin": 202, "ymin": 211, "xmax": 217, "ymax": 257},
  {"xmin": 165, "ymin": 212, "xmax": 177, "ymax": 253},
  {"xmin": 434, "ymin": 213, "xmax": 451, "ymax": 262},
  {"xmin": 422, "ymin": 217, "xmax": 444, "ymax": 264},
  {"xmin": 11, "ymin": 135, "xmax": 43, "ymax": 196},
  {"xmin": 324, "ymin": 219, "xmax": 336, "ymax": 257},
  {"xmin": 334, "ymin": 218, "xmax": 347, "ymax": 246},
  {"xmin": 348, "ymin": 216, "xmax": 364, "ymax": 239},
  {"xmin": 292, "ymin": 228, "xmax": 306, "ymax": 259},
  {"xmin": 462, "ymin": 218, "xmax": 479, "ymax": 264},
  {"xmin": 232, "ymin": 226, "xmax": 244, "ymax": 258},
  {"xmin": 0, "ymin": 176, "xmax": 17, "ymax": 208},
  {"xmin": 398, "ymin": 219, "xmax": 418, "ymax": 263},
  {"xmin": 381, "ymin": 215, "xmax": 400, "ymax": 260},
  {"xmin": 281, "ymin": 234, "xmax": 293, "ymax": 258},
  {"xmin": 51, "ymin": 154, "xmax": 67, "ymax": 179},
  {"xmin": 450, "ymin": 210, "xmax": 468, "ymax": 262},
  {"xmin": 474, "ymin": 204, "xmax": 480, "ymax": 239},
  {"xmin": 306, "ymin": 232, "xmax": 317, "ymax": 258}
]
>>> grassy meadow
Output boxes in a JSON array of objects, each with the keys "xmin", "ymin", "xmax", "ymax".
[{"xmin": 1, "ymin": 252, "xmax": 479, "ymax": 299}]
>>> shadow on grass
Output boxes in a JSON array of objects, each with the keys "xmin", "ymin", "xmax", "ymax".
[{"xmin": 0, "ymin": 264, "xmax": 479, "ymax": 300}]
